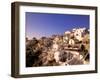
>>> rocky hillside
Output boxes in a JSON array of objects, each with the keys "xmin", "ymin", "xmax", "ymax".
[{"xmin": 26, "ymin": 28, "xmax": 90, "ymax": 67}]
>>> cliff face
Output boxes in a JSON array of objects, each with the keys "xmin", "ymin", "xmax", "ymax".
[{"xmin": 26, "ymin": 28, "xmax": 89, "ymax": 67}]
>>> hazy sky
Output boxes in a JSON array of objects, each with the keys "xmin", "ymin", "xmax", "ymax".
[{"xmin": 26, "ymin": 12, "xmax": 89, "ymax": 39}]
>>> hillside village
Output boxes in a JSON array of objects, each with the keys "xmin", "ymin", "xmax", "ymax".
[{"xmin": 26, "ymin": 27, "xmax": 90, "ymax": 67}]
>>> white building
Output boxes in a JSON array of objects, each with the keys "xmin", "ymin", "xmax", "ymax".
[
  {"xmin": 69, "ymin": 39, "xmax": 75, "ymax": 45},
  {"xmin": 54, "ymin": 51, "xmax": 60, "ymax": 63},
  {"xmin": 63, "ymin": 36, "xmax": 68, "ymax": 43},
  {"xmin": 73, "ymin": 28, "xmax": 86, "ymax": 41},
  {"xmin": 64, "ymin": 31, "xmax": 71, "ymax": 34},
  {"xmin": 52, "ymin": 43, "xmax": 59, "ymax": 51},
  {"xmin": 63, "ymin": 31, "xmax": 70, "ymax": 43}
]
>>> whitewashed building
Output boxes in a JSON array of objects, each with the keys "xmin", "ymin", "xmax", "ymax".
[
  {"xmin": 72, "ymin": 28, "xmax": 86, "ymax": 41},
  {"xmin": 63, "ymin": 31, "xmax": 70, "ymax": 43},
  {"xmin": 69, "ymin": 39, "xmax": 75, "ymax": 45}
]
